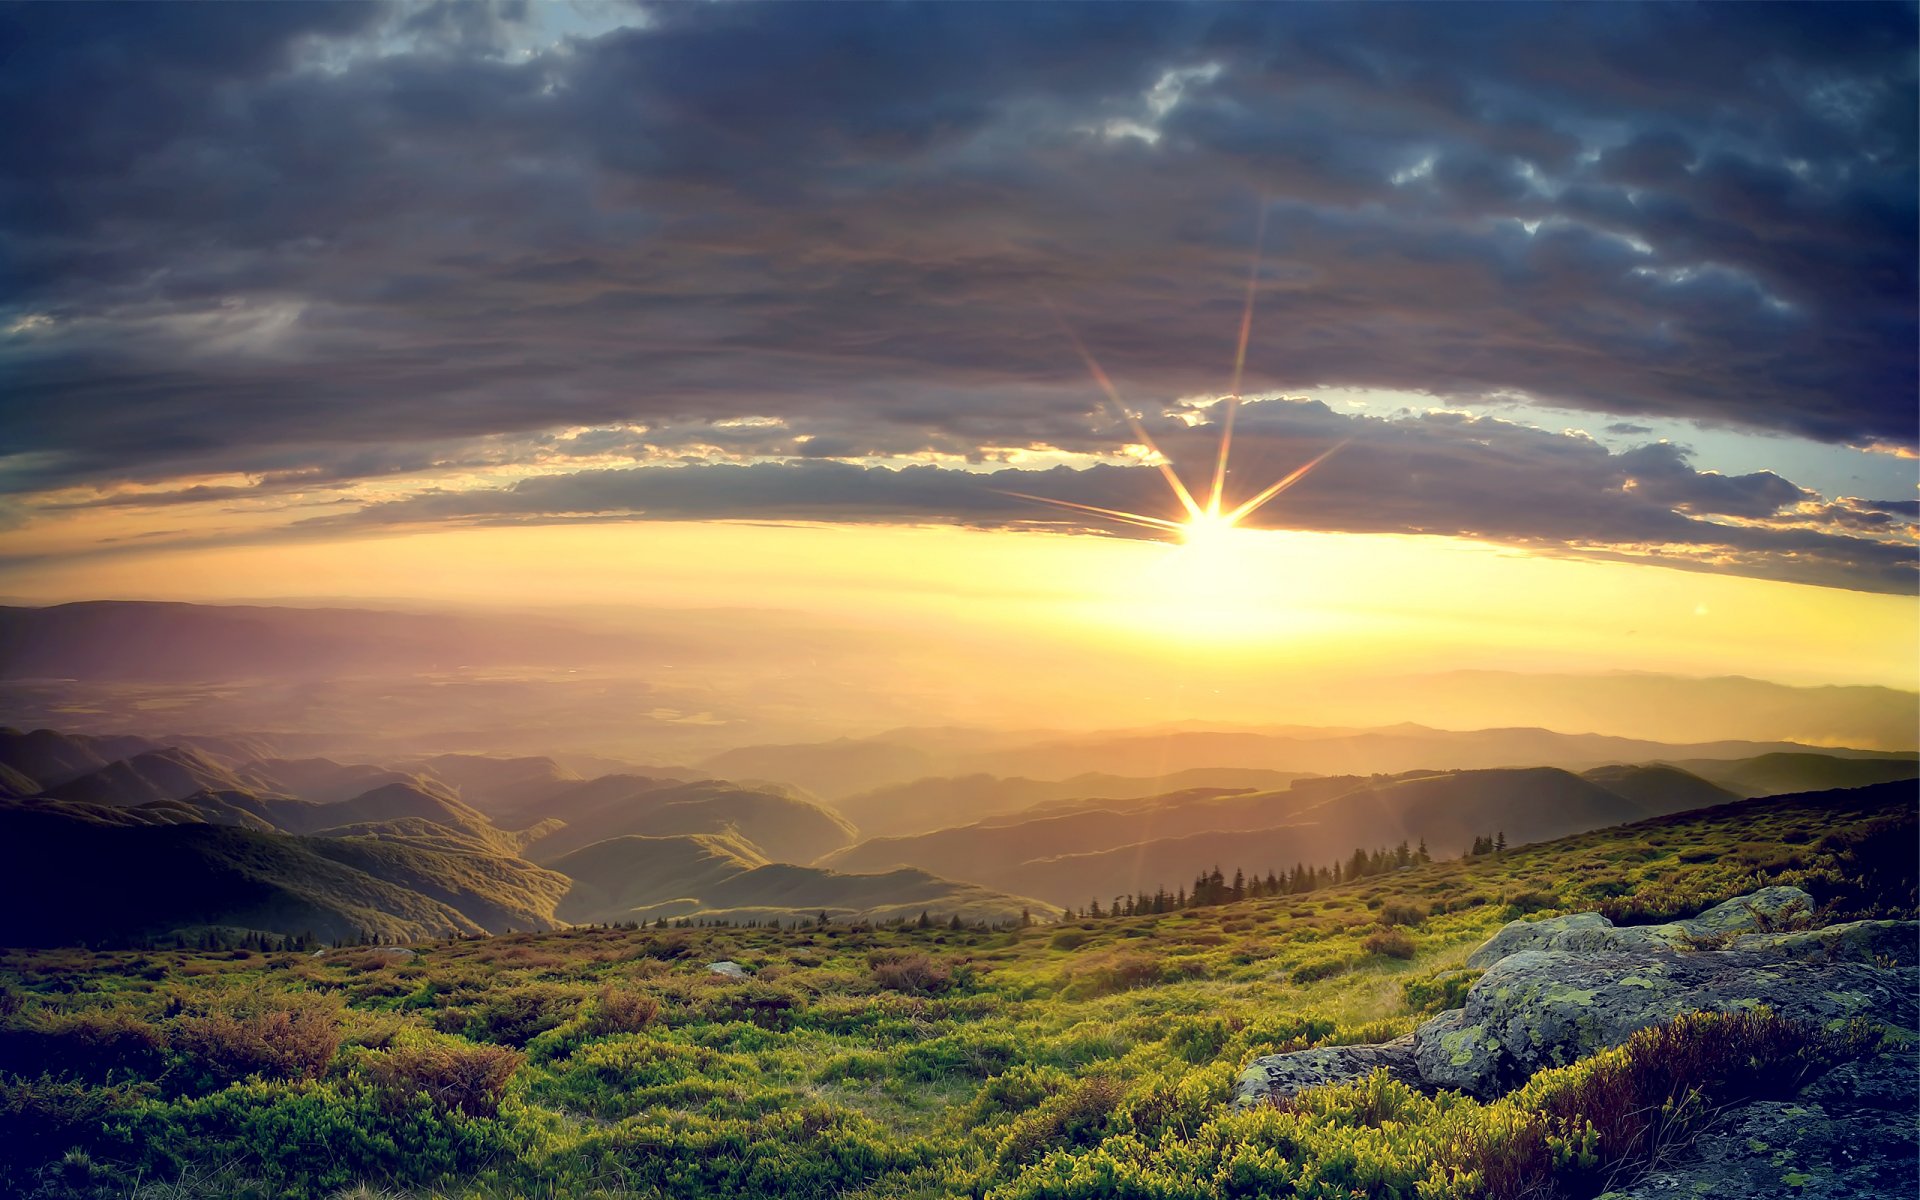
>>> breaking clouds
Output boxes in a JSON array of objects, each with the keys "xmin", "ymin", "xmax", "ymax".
[{"xmin": 2, "ymin": 1, "xmax": 1914, "ymax": 590}]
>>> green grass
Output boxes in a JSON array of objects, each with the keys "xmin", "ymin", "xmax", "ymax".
[{"xmin": 0, "ymin": 785, "xmax": 1910, "ymax": 1199}]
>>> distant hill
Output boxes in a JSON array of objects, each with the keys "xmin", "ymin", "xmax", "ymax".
[
  {"xmin": 244, "ymin": 757, "xmax": 427, "ymax": 804},
  {"xmin": 697, "ymin": 724, "xmax": 1911, "ymax": 797},
  {"xmin": 831, "ymin": 767, "xmax": 1312, "ymax": 839},
  {"xmin": 1578, "ymin": 764, "xmax": 1739, "ymax": 813},
  {"xmin": 523, "ymin": 778, "xmax": 858, "ymax": 864},
  {"xmin": 550, "ymin": 833, "xmax": 1057, "ymax": 926},
  {"xmin": 45, "ymin": 746, "xmax": 277, "ymax": 807},
  {"xmin": 0, "ymin": 727, "xmax": 161, "ymax": 790},
  {"xmin": 405, "ymin": 754, "xmax": 586, "ymax": 817},
  {"xmin": 820, "ymin": 765, "xmax": 1723, "ymax": 908},
  {"xmin": 697, "ymin": 738, "xmax": 940, "ymax": 799},
  {"xmin": 1672, "ymin": 752, "xmax": 1920, "ymax": 799},
  {"xmin": 0, "ymin": 801, "xmax": 570, "ymax": 945}
]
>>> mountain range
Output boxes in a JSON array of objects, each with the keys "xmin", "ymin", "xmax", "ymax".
[{"xmin": 0, "ymin": 720, "xmax": 1910, "ymax": 944}]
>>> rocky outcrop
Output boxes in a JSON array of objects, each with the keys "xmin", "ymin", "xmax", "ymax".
[
  {"xmin": 707, "ymin": 960, "xmax": 750, "ymax": 978},
  {"xmin": 1465, "ymin": 886, "xmax": 1815, "ymax": 968},
  {"xmin": 1233, "ymin": 1035, "xmax": 1417, "ymax": 1108},
  {"xmin": 1606, "ymin": 1050, "xmax": 1919, "ymax": 1199},
  {"xmin": 1412, "ymin": 947, "xmax": 1916, "ymax": 1097},
  {"xmin": 1237, "ymin": 888, "xmax": 1916, "ymax": 1107},
  {"xmin": 1729, "ymin": 918, "xmax": 1918, "ymax": 966}
]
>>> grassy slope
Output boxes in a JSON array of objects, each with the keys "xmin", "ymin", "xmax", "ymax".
[{"xmin": 0, "ymin": 781, "xmax": 1910, "ymax": 1199}]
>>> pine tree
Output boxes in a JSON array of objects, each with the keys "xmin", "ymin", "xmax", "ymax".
[{"xmin": 1495, "ymin": 831, "xmax": 1507, "ymax": 853}]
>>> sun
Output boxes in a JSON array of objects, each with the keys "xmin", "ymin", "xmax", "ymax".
[
  {"xmin": 1005, "ymin": 206, "xmax": 1345, "ymax": 552},
  {"xmin": 1180, "ymin": 508, "xmax": 1241, "ymax": 550}
]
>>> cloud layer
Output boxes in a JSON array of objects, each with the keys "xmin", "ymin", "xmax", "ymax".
[{"xmin": 1, "ymin": 1, "xmax": 1913, "ymax": 589}]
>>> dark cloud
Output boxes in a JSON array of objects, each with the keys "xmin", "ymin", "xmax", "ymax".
[
  {"xmin": 1, "ymin": 0, "xmax": 1914, "ymax": 588},
  {"xmin": 271, "ymin": 400, "xmax": 1917, "ymax": 595}
]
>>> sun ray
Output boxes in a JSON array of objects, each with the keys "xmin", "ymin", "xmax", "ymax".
[
  {"xmin": 1222, "ymin": 440, "xmax": 1348, "ymax": 525},
  {"xmin": 1016, "ymin": 216, "xmax": 1339, "ymax": 546},
  {"xmin": 1048, "ymin": 306, "xmax": 1205, "ymax": 520},
  {"xmin": 993, "ymin": 490, "xmax": 1186, "ymax": 532},
  {"xmin": 1208, "ymin": 198, "xmax": 1269, "ymax": 517}
]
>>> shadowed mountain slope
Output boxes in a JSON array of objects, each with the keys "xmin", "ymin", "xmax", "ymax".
[
  {"xmin": 244, "ymin": 757, "xmax": 428, "ymax": 804},
  {"xmin": 1578, "ymin": 764, "xmax": 1740, "ymax": 813},
  {"xmin": 829, "ymin": 767, "xmax": 1312, "ymax": 839},
  {"xmin": 1673, "ymin": 752, "xmax": 1920, "ymax": 799},
  {"xmin": 45, "ymin": 746, "xmax": 275, "ymax": 807},
  {"xmin": 524, "ymin": 778, "xmax": 857, "ymax": 865},
  {"xmin": 406, "ymin": 754, "xmax": 585, "ymax": 816},
  {"xmin": 0, "ymin": 801, "xmax": 569, "ymax": 945},
  {"xmin": 822, "ymin": 766, "xmax": 1691, "ymax": 908},
  {"xmin": 0, "ymin": 727, "xmax": 163, "ymax": 791},
  {"xmin": 549, "ymin": 832, "xmax": 1057, "ymax": 926}
]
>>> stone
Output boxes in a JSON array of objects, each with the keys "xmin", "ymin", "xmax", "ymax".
[
  {"xmin": 1466, "ymin": 886, "xmax": 1817, "ymax": 969},
  {"xmin": 707, "ymin": 960, "xmax": 750, "ymax": 978},
  {"xmin": 1412, "ymin": 947, "xmax": 1917, "ymax": 1097},
  {"xmin": 1730, "ymin": 919, "xmax": 1918, "ymax": 967},
  {"xmin": 1232, "ymin": 1034, "xmax": 1418, "ymax": 1109}
]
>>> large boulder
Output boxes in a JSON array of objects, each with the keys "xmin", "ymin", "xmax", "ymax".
[
  {"xmin": 1233, "ymin": 1035, "xmax": 1417, "ymax": 1109},
  {"xmin": 1413, "ymin": 947, "xmax": 1917, "ymax": 1097},
  {"xmin": 1605, "ymin": 1050, "xmax": 1919, "ymax": 1199},
  {"xmin": 1731, "ymin": 919, "xmax": 1918, "ymax": 967},
  {"xmin": 1466, "ymin": 886, "xmax": 1814, "ymax": 969}
]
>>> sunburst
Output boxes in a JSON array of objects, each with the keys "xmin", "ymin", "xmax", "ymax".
[{"xmin": 1008, "ymin": 208, "xmax": 1343, "ymax": 544}]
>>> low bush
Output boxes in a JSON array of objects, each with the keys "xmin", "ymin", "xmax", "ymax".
[
  {"xmin": 867, "ymin": 950, "xmax": 952, "ymax": 994},
  {"xmin": 997, "ymin": 1074, "xmax": 1123, "ymax": 1165},
  {"xmin": 1289, "ymin": 957, "xmax": 1346, "ymax": 984},
  {"xmin": 1379, "ymin": 901, "xmax": 1428, "ymax": 926},
  {"xmin": 585, "ymin": 987, "xmax": 661, "ymax": 1036},
  {"xmin": 168, "ymin": 1003, "xmax": 342, "ymax": 1092},
  {"xmin": 1360, "ymin": 927, "xmax": 1417, "ymax": 959},
  {"xmin": 366, "ymin": 1042, "xmax": 523, "ymax": 1118},
  {"xmin": 0, "ymin": 1008, "xmax": 168, "ymax": 1082}
]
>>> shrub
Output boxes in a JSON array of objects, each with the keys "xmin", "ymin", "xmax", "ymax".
[
  {"xmin": 169, "ymin": 1004, "xmax": 342, "ymax": 1091},
  {"xmin": 462, "ymin": 987, "xmax": 575, "ymax": 1047},
  {"xmin": 1379, "ymin": 901, "xmax": 1427, "ymax": 926},
  {"xmin": 867, "ymin": 950, "xmax": 952, "ymax": 994},
  {"xmin": 366, "ymin": 1042, "xmax": 523, "ymax": 1118},
  {"xmin": 1360, "ymin": 928, "xmax": 1417, "ymax": 960},
  {"xmin": 586, "ymin": 987, "xmax": 661, "ymax": 1036},
  {"xmin": 1072, "ymin": 952, "xmax": 1165, "ymax": 995},
  {"xmin": 1502, "ymin": 888, "xmax": 1560, "ymax": 917},
  {"xmin": 997, "ymin": 1075, "xmax": 1123, "ymax": 1165},
  {"xmin": 1289, "ymin": 958, "xmax": 1346, "ymax": 984},
  {"xmin": 0, "ymin": 1008, "xmax": 168, "ymax": 1082},
  {"xmin": 1401, "ymin": 968, "xmax": 1481, "ymax": 1014},
  {"xmin": 0, "ymin": 1075, "xmax": 148, "ymax": 1190}
]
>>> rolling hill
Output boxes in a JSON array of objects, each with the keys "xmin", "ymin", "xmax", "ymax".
[
  {"xmin": 1673, "ymin": 752, "xmax": 1920, "ymax": 799},
  {"xmin": 522, "ymin": 778, "xmax": 858, "ymax": 864},
  {"xmin": 550, "ymin": 832, "xmax": 1058, "ymax": 926},
  {"xmin": 819, "ymin": 765, "xmax": 1728, "ymax": 908},
  {"xmin": 45, "ymin": 746, "xmax": 277, "ymax": 807},
  {"xmin": 0, "ymin": 800, "xmax": 570, "ymax": 945},
  {"xmin": 829, "ymin": 767, "xmax": 1312, "ymax": 839}
]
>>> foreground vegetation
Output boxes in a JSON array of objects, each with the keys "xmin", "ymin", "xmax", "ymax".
[{"xmin": 2, "ymin": 785, "xmax": 1911, "ymax": 1199}]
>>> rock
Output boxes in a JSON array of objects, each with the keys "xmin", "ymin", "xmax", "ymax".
[
  {"xmin": 1605, "ymin": 979, "xmax": 1920, "ymax": 1199},
  {"xmin": 1466, "ymin": 886, "xmax": 1816, "ymax": 969},
  {"xmin": 1603, "ymin": 1060, "xmax": 1919, "ymax": 1199},
  {"xmin": 1731, "ymin": 919, "xmax": 1918, "ymax": 967},
  {"xmin": 1413, "ymin": 947, "xmax": 1916, "ymax": 1097},
  {"xmin": 707, "ymin": 960, "xmax": 750, "ymax": 978},
  {"xmin": 1233, "ymin": 1035, "xmax": 1418, "ymax": 1109}
]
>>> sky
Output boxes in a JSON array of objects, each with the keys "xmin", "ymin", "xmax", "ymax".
[{"xmin": 1, "ymin": 1, "xmax": 1915, "ymax": 697}]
